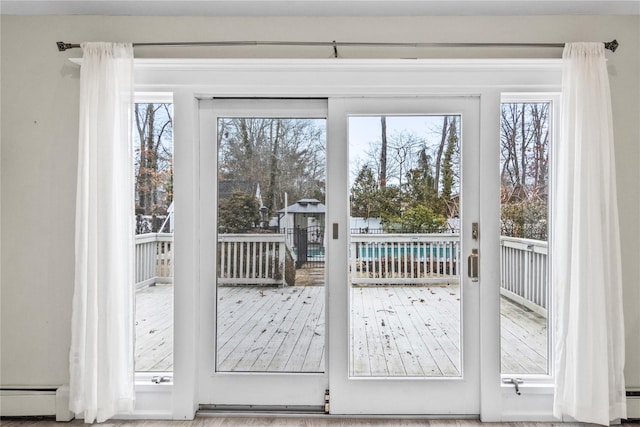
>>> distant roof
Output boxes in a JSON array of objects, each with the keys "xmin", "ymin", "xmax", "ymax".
[{"xmin": 279, "ymin": 198, "xmax": 326, "ymax": 214}]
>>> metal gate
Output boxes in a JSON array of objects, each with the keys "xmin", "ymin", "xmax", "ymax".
[{"xmin": 287, "ymin": 226, "xmax": 325, "ymax": 268}]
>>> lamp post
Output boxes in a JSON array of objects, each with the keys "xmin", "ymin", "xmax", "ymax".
[{"xmin": 260, "ymin": 205, "xmax": 268, "ymax": 228}]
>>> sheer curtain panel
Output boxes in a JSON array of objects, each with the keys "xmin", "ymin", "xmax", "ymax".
[
  {"xmin": 69, "ymin": 42, "xmax": 135, "ymax": 423},
  {"xmin": 552, "ymin": 42, "xmax": 627, "ymax": 425}
]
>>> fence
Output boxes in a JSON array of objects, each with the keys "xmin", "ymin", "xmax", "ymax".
[
  {"xmin": 350, "ymin": 233, "xmax": 460, "ymax": 285},
  {"xmin": 135, "ymin": 233, "xmax": 173, "ymax": 289},
  {"xmin": 217, "ymin": 233, "xmax": 294, "ymax": 286},
  {"xmin": 500, "ymin": 236, "xmax": 548, "ymax": 317},
  {"xmin": 134, "ymin": 233, "xmax": 549, "ymax": 315}
]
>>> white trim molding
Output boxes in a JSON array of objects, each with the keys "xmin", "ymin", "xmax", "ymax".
[
  {"xmin": 69, "ymin": 57, "xmax": 564, "ymax": 421},
  {"xmin": 9, "ymin": 1, "xmax": 640, "ymax": 17},
  {"xmin": 70, "ymin": 58, "xmax": 563, "ymax": 96}
]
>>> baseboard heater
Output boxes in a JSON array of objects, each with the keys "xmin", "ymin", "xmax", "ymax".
[
  {"xmin": 628, "ymin": 389, "xmax": 640, "ymax": 420},
  {"xmin": 0, "ymin": 386, "xmax": 73, "ymax": 421},
  {"xmin": 0, "ymin": 386, "xmax": 636, "ymax": 421}
]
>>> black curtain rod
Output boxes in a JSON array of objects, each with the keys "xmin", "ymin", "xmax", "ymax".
[{"xmin": 56, "ymin": 39, "xmax": 619, "ymax": 55}]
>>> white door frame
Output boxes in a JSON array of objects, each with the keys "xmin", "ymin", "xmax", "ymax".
[
  {"xmin": 197, "ymin": 98, "xmax": 329, "ymax": 408},
  {"xmin": 127, "ymin": 57, "xmax": 562, "ymax": 420}
]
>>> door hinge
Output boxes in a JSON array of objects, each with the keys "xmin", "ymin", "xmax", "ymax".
[
  {"xmin": 324, "ymin": 389, "xmax": 330, "ymax": 414},
  {"xmin": 502, "ymin": 377, "xmax": 523, "ymax": 395}
]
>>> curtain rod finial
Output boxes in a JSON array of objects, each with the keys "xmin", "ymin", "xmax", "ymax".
[
  {"xmin": 57, "ymin": 41, "xmax": 76, "ymax": 51},
  {"xmin": 604, "ymin": 39, "xmax": 619, "ymax": 52}
]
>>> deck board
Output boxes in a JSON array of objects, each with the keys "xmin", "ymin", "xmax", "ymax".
[
  {"xmin": 135, "ymin": 284, "xmax": 173, "ymax": 372},
  {"xmin": 135, "ymin": 283, "xmax": 547, "ymax": 376}
]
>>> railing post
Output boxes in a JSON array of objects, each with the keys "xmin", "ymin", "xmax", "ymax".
[
  {"xmin": 279, "ymin": 237, "xmax": 286, "ymax": 286},
  {"xmin": 135, "ymin": 233, "xmax": 173, "ymax": 289},
  {"xmin": 350, "ymin": 241, "xmax": 357, "ymax": 284}
]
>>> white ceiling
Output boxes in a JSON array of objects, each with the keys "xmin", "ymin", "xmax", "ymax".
[{"xmin": 1, "ymin": 0, "xmax": 639, "ymax": 16}]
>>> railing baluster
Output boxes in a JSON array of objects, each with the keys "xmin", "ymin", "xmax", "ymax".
[
  {"xmin": 364, "ymin": 242, "xmax": 370, "ymax": 277},
  {"xmin": 279, "ymin": 240, "xmax": 286, "ymax": 285},
  {"xmin": 258, "ymin": 241, "xmax": 264, "ymax": 278},
  {"xmin": 350, "ymin": 241, "xmax": 358, "ymax": 283},
  {"xmin": 266, "ymin": 242, "xmax": 272, "ymax": 277},
  {"xmin": 135, "ymin": 232, "xmax": 545, "ymax": 315},
  {"xmin": 226, "ymin": 240, "xmax": 232, "ymax": 279},
  {"xmin": 271, "ymin": 241, "xmax": 277, "ymax": 278},
  {"xmin": 390, "ymin": 242, "xmax": 396, "ymax": 277},
  {"xmin": 498, "ymin": 236, "xmax": 548, "ymax": 317},
  {"xmin": 219, "ymin": 239, "xmax": 225, "ymax": 279},
  {"xmin": 251, "ymin": 241, "xmax": 256, "ymax": 278},
  {"xmin": 410, "ymin": 240, "xmax": 415, "ymax": 278}
]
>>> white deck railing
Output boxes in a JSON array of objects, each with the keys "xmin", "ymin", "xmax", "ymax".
[
  {"xmin": 135, "ymin": 233, "xmax": 173, "ymax": 289},
  {"xmin": 134, "ymin": 233, "xmax": 548, "ymax": 315},
  {"xmin": 135, "ymin": 233, "xmax": 293, "ymax": 287},
  {"xmin": 500, "ymin": 236, "xmax": 548, "ymax": 317},
  {"xmin": 350, "ymin": 233, "xmax": 460, "ymax": 285},
  {"xmin": 217, "ymin": 233, "xmax": 291, "ymax": 286}
]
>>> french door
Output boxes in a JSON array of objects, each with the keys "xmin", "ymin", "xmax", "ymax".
[
  {"xmin": 327, "ymin": 97, "xmax": 480, "ymax": 414},
  {"xmin": 198, "ymin": 96, "xmax": 481, "ymax": 414},
  {"xmin": 198, "ymin": 99, "xmax": 329, "ymax": 408}
]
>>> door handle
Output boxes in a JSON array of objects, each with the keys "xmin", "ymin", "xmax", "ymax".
[{"xmin": 468, "ymin": 249, "xmax": 479, "ymax": 281}]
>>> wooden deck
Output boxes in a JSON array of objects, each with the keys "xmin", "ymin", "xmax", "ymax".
[
  {"xmin": 135, "ymin": 283, "xmax": 173, "ymax": 371},
  {"xmin": 135, "ymin": 283, "xmax": 547, "ymax": 375}
]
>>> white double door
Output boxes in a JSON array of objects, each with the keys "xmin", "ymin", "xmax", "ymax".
[{"xmin": 198, "ymin": 96, "xmax": 481, "ymax": 415}]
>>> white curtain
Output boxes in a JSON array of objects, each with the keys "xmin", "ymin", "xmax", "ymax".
[
  {"xmin": 552, "ymin": 42, "xmax": 626, "ymax": 425},
  {"xmin": 69, "ymin": 42, "xmax": 135, "ymax": 423}
]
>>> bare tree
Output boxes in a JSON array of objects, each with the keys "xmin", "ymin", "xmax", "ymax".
[
  {"xmin": 379, "ymin": 116, "xmax": 388, "ymax": 187},
  {"xmin": 501, "ymin": 103, "xmax": 549, "ymax": 200},
  {"xmin": 267, "ymin": 120, "xmax": 282, "ymax": 212},
  {"xmin": 218, "ymin": 118, "xmax": 326, "ymax": 215},
  {"xmin": 433, "ymin": 116, "xmax": 449, "ymax": 193},
  {"xmin": 529, "ymin": 104, "xmax": 549, "ymax": 197},
  {"xmin": 388, "ymin": 131, "xmax": 422, "ymax": 190},
  {"xmin": 499, "ymin": 102, "xmax": 550, "ymax": 239},
  {"xmin": 134, "ymin": 103, "xmax": 173, "ymax": 222}
]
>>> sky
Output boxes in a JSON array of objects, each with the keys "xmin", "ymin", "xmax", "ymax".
[{"xmin": 348, "ymin": 115, "xmax": 458, "ymax": 185}]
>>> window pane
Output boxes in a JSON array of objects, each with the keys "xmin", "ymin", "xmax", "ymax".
[
  {"xmin": 134, "ymin": 102, "xmax": 174, "ymax": 372},
  {"xmin": 499, "ymin": 102, "xmax": 550, "ymax": 375},
  {"xmin": 349, "ymin": 115, "xmax": 462, "ymax": 377},
  {"xmin": 216, "ymin": 117, "xmax": 327, "ymax": 373}
]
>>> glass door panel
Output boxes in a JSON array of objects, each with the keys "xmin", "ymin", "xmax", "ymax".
[
  {"xmin": 133, "ymin": 99, "xmax": 174, "ymax": 373},
  {"xmin": 499, "ymin": 98, "xmax": 555, "ymax": 376},
  {"xmin": 327, "ymin": 97, "xmax": 480, "ymax": 415},
  {"xmin": 216, "ymin": 117, "xmax": 327, "ymax": 373},
  {"xmin": 199, "ymin": 99, "xmax": 328, "ymax": 408}
]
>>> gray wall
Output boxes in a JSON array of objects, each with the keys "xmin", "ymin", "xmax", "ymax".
[{"xmin": 1, "ymin": 15, "xmax": 639, "ymax": 389}]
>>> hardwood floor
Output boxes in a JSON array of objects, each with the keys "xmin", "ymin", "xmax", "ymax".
[
  {"xmin": 0, "ymin": 417, "xmax": 592, "ymax": 426},
  {"xmin": 0, "ymin": 286, "xmax": 574, "ymax": 426},
  {"xmin": 135, "ymin": 283, "xmax": 547, "ymax": 376}
]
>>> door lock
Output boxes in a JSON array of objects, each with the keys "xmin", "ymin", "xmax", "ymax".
[
  {"xmin": 472, "ymin": 222, "xmax": 479, "ymax": 240},
  {"xmin": 468, "ymin": 249, "xmax": 479, "ymax": 281}
]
